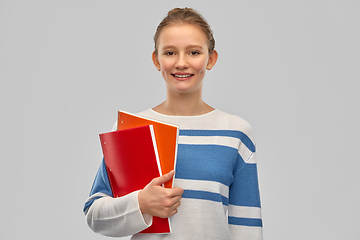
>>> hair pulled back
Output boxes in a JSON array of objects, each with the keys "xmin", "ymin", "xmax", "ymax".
[{"xmin": 154, "ymin": 7, "xmax": 215, "ymax": 55}]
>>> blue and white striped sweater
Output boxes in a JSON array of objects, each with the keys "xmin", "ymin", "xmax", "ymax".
[{"xmin": 84, "ymin": 109, "xmax": 262, "ymax": 239}]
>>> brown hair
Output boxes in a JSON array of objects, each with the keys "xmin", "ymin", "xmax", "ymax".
[{"xmin": 153, "ymin": 7, "xmax": 215, "ymax": 55}]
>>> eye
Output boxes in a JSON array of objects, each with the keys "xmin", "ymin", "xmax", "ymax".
[
  {"xmin": 165, "ymin": 51, "xmax": 175, "ymax": 56},
  {"xmin": 189, "ymin": 51, "xmax": 200, "ymax": 56}
]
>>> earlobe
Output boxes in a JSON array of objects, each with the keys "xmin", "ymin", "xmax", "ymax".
[{"xmin": 207, "ymin": 50, "xmax": 218, "ymax": 70}]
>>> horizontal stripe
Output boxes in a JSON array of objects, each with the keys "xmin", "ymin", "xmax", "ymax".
[
  {"xmin": 228, "ymin": 224, "xmax": 263, "ymax": 238},
  {"xmin": 228, "ymin": 217, "xmax": 263, "ymax": 227},
  {"xmin": 180, "ymin": 130, "xmax": 255, "ymax": 152},
  {"xmin": 175, "ymin": 178, "xmax": 229, "ymax": 198},
  {"xmin": 179, "ymin": 135, "xmax": 253, "ymax": 164},
  {"xmin": 179, "ymin": 197, "xmax": 229, "ymax": 221},
  {"xmin": 179, "ymin": 135, "xmax": 240, "ymax": 150},
  {"xmin": 228, "ymin": 205, "xmax": 262, "ymax": 219},
  {"xmin": 183, "ymin": 190, "xmax": 228, "ymax": 206},
  {"xmin": 176, "ymin": 145, "xmax": 238, "ymax": 186}
]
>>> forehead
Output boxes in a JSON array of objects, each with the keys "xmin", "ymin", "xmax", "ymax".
[{"xmin": 157, "ymin": 23, "xmax": 208, "ymax": 49}]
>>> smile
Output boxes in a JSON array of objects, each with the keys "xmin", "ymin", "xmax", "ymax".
[{"xmin": 171, "ymin": 74, "xmax": 194, "ymax": 78}]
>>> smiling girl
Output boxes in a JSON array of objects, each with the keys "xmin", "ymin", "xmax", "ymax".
[{"xmin": 84, "ymin": 7, "xmax": 263, "ymax": 239}]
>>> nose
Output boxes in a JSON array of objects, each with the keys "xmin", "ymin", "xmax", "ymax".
[{"xmin": 175, "ymin": 53, "xmax": 189, "ymax": 69}]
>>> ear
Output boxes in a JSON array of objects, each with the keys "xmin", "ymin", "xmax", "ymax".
[
  {"xmin": 152, "ymin": 51, "xmax": 161, "ymax": 71},
  {"xmin": 206, "ymin": 50, "xmax": 218, "ymax": 70}
]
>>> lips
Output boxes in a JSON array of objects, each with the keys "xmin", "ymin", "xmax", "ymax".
[{"xmin": 171, "ymin": 73, "xmax": 194, "ymax": 79}]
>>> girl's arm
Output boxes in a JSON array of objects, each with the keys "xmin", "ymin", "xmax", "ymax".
[
  {"xmin": 228, "ymin": 138, "xmax": 263, "ymax": 239},
  {"xmin": 84, "ymin": 160, "xmax": 151, "ymax": 237},
  {"xmin": 84, "ymin": 160, "xmax": 183, "ymax": 237}
]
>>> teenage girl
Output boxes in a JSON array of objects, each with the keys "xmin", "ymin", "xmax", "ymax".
[{"xmin": 84, "ymin": 7, "xmax": 263, "ymax": 240}]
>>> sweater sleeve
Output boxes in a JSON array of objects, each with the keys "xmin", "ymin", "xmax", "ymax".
[
  {"xmin": 228, "ymin": 132, "xmax": 263, "ymax": 239},
  {"xmin": 83, "ymin": 159, "xmax": 152, "ymax": 237}
]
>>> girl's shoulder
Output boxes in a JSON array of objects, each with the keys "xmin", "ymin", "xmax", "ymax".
[{"xmin": 211, "ymin": 109, "xmax": 254, "ymax": 133}]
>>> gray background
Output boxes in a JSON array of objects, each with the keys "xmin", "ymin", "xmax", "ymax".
[{"xmin": 1, "ymin": 0, "xmax": 359, "ymax": 239}]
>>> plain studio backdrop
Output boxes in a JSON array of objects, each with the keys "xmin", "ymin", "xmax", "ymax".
[{"xmin": 1, "ymin": 1, "xmax": 359, "ymax": 239}]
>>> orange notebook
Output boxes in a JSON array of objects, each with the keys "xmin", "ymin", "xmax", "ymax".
[
  {"xmin": 117, "ymin": 111, "xmax": 179, "ymax": 189},
  {"xmin": 99, "ymin": 125, "xmax": 171, "ymax": 233}
]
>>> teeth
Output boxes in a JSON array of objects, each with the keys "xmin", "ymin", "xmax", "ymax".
[{"xmin": 174, "ymin": 74, "xmax": 192, "ymax": 78}]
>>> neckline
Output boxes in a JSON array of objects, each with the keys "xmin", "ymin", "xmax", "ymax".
[{"xmin": 149, "ymin": 108, "xmax": 218, "ymax": 118}]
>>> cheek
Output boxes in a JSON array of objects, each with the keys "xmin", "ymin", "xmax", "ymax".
[
  {"xmin": 161, "ymin": 71, "xmax": 166, "ymax": 79},
  {"xmin": 193, "ymin": 58, "xmax": 208, "ymax": 73},
  {"xmin": 160, "ymin": 61, "xmax": 172, "ymax": 81},
  {"xmin": 159, "ymin": 60, "xmax": 173, "ymax": 73}
]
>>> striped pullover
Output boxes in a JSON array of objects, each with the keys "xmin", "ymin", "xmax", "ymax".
[{"xmin": 84, "ymin": 109, "xmax": 263, "ymax": 239}]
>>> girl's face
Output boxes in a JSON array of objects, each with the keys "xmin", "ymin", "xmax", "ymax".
[{"xmin": 152, "ymin": 23, "xmax": 217, "ymax": 96}]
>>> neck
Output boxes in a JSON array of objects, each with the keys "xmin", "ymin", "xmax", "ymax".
[{"xmin": 153, "ymin": 91, "xmax": 214, "ymax": 116}]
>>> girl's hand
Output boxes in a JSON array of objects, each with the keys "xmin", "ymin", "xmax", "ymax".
[{"xmin": 138, "ymin": 170, "xmax": 183, "ymax": 218}]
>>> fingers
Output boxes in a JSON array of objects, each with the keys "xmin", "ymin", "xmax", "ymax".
[
  {"xmin": 168, "ymin": 187, "xmax": 184, "ymax": 198},
  {"xmin": 168, "ymin": 201, "xmax": 181, "ymax": 217},
  {"xmin": 138, "ymin": 170, "xmax": 183, "ymax": 218},
  {"xmin": 152, "ymin": 170, "xmax": 175, "ymax": 186},
  {"xmin": 152, "ymin": 187, "xmax": 183, "ymax": 218},
  {"xmin": 138, "ymin": 188, "xmax": 182, "ymax": 218},
  {"xmin": 158, "ymin": 196, "xmax": 182, "ymax": 218}
]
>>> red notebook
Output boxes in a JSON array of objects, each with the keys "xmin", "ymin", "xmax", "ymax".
[
  {"xmin": 117, "ymin": 111, "xmax": 179, "ymax": 189},
  {"xmin": 99, "ymin": 125, "xmax": 171, "ymax": 234}
]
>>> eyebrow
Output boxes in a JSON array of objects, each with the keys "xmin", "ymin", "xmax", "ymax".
[{"xmin": 186, "ymin": 45, "xmax": 204, "ymax": 49}]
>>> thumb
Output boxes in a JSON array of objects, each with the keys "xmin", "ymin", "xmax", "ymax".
[{"xmin": 152, "ymin": 170, "xmax": 175, "ymax": 186}]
